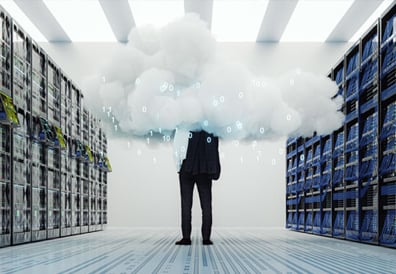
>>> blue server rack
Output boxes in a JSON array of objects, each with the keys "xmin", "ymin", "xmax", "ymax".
[
  {"xmin": 286, "ymin": 3, "xmax": 396, "ymax": 248},
  {"xmin": 296, "ymin": 139, "xmax": 306, "ymax": 231},
  {"xmin": 379, "ymin": 4, "xmax": 396, "ymax": 248}
]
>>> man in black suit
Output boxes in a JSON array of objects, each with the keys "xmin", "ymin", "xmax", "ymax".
[{"xmin": 175, "ymin": 130, "xmax": 221, "ymax": 245}]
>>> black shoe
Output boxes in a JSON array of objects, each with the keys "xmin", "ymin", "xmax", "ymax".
[
  {"xmin": 175, "ymin": 238, "xmax": 191, "ymax": 245},
  {"xmin": 203, "ymin": 240, "xmax": 213, "ymax": 245}
]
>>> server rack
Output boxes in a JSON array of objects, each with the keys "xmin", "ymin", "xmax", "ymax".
[
  {"xmin": 47, "ymin": 58, "xmax": 61, "ymax": 239},
  {"xmin": 11, "ymin": 22, "xmax": 32, "ymax": 245},
  {"xmin": 60, "ymin": 74, "xmax": 72, "ymax": 237},
  {"xmin": 359, "ymin": 23, "xmax": 379, "ymax": 244},
  {"xmin": 304, "ymin": 137, "xmax": 314, "ymax": 233},
  {"xmin": 81, "ymin": 106, "xmax": 90, "ymax": 233},
  {"xmin": 286, "ymin": 138, "xmax": 297, "ymax": 229},
  {"xmin": 89, "ymin": 113, "xmax": 99, "ymax": 232},
  {"xmin": 286, "ymin": 3, "xmax": 396, "ymax": 248},
  {"xmin": 0, "ymin": 4, "xmax": 111, "ymax": 247},
  {"xmin": 0, "ymin": 8, "xmax": 12, "ymax": 247},
  {"xmin": 379, "ymin": 3, "xmax": 396, "ymax": 248},
  {"xmin": 71, "ymin": 84, "xmax": 82, "ymax": 235},
  {"xmin": 100, "ymin": 128, "xmax": 109, "ymax": 229},
  {"xmin": 31, "ymin": 42, "xmax": 47, "ymax": 242}
]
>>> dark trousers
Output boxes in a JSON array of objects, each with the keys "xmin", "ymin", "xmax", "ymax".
[{"xmin": 179, "ymin": 172, "xmax": 212, "ymax": 240}]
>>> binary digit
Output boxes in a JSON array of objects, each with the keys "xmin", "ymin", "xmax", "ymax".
[{"xmin": 163, "ymin": 135, "xmax": 170, "ymax": 142}]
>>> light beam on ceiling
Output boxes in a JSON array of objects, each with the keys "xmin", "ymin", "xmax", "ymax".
[
  {"xmin": 281, "ymin": 0, "xmax": 354, "ymax": 42},
  {"xmin": 43, "ymin": 0, "xmax": 116, "ymax": 42},
  {"xmin": 211, "ymin": 0, "xmax": 269, "ymax": 42},
  {"xmin": 128, "ymin": 0, "xmax": 184, "ymax": 28}
]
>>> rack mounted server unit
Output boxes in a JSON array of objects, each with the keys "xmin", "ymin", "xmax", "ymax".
[
  {"xmin": 0, "ymin": 5, "xmax": 112, "ymax": 248},
  {"xmin": 286, "ymin": 3, "xmax": 396, "ymax": 248}
]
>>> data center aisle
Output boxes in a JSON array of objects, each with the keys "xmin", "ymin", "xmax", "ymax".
[{"xmin": 0, "ymin": 228, "xmax": 395, "ymax": 274}]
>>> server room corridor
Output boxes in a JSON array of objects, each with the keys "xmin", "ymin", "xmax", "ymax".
[
  {"xmin": 2, "ymin": 1, "xmax": 396, "ymax": 274},
  {"xmin": 0, "ymin": 228, "xmax": 395, "ymax": 274}
]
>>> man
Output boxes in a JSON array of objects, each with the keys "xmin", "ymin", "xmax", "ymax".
[{"xmin": 173, "ymin": 129, "xmax": 221, "ymax": 245}]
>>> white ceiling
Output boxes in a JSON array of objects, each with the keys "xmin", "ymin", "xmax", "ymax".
[{"xmin": 0, "ymin": 0, "xmax": 393, "ymax": 43}]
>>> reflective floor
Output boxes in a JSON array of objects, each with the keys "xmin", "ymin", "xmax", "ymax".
[{"xmin": 0, "ymin": 228, "xmax": 395, "ymax": 274}]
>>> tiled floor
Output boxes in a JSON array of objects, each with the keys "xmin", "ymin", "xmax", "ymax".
[{"xmin": 0, "ymin": 228, "xmax": 395, "ymax": 273}]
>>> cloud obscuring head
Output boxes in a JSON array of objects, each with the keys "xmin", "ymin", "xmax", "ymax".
[{"xmin": 83, "ymin": 13, "xmax": 343, "ymax": 140}]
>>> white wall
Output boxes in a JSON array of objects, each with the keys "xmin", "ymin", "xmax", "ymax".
[{"xmin": 40, "ymin": 42, "xmax": 351, "ymax": 228}]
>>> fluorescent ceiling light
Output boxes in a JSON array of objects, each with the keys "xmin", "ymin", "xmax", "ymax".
[
  {"xmin": 281, "ymin": 0, "xmax": 354, "ymax": 42},
  {"xmin": 212, "ymin": 0, "xmax": 269, "ymax": 42},
  {"xmin": 0, "ymin": 0, "xmax": 47, "ymax": 42},
  {"xmin": 43, "ymin": 0, "xmax": 116, "ymax": 42},
  {"xmin": 128, "ymin": 0, "xmax": 184, "ymax": 28},
  {"xmin": 349, "ymin": 0, "xmax": 394, "ymax": 42}
]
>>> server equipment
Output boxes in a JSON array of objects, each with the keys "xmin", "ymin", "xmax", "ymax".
[
  {"xmin": 0, "ymin": 5, "xmax": 111, "ymax": 248},
  {"xmin": 286, "ymin": 3, "xmax": 396, "ymax": 248}
]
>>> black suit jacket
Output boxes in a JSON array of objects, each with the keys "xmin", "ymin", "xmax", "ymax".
[{"xmin": 180, "ymin": 130, "xmax": 221, "ymax": 180}]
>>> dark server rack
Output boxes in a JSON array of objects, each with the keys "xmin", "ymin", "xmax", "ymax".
[
  {"xmin": 47, "ymin": 58, "xmax": 61, "ymax": 239},
  {"xmin": 31, "ymin": 42, "xmax": 47, "ymax": 242},
  {"xmin": 100, "ymin": 128, "xmax": 109, "ymax": 229},
  {"xmin": 81, "ymin": 106, "xmax": 89, "ymax": 233},
  {"xmin": 0, "ymin": 4, "xmax": 111, "ymax": 248},
  {"xmin": 286, "ymin": 3, "xmax": 396, "ymax": 248},
  {"xmin": 60, "ymin": 74, "xmax": 72, "ymax": 237},
  {"xmin": 89, "ymin": 113, "xmax": 99, "ymax": 232},
  {"xmin": 0, "ymin": 8, "xmax": 12, "ymax": 248},
  {"xmin": 11, "ymin": 22, "xmax": 32, "ymax": 245},
  {"xmin": 71, "ymin": 84, "xmax": 82, "ymax": 235}
]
